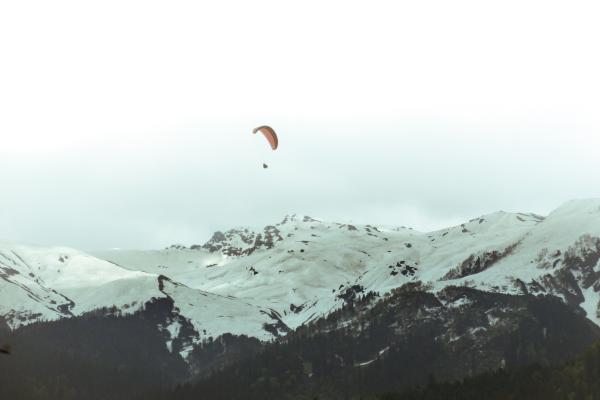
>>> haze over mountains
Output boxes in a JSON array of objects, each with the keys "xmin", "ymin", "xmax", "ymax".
[{"xmin": 2, "ymin": 198, "xmax": 600, "ymax": 364}]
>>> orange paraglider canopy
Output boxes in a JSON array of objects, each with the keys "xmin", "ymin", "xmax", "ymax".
[{"xmin": 253, "ymin": 126, "xmax": 278, "ymax": 150}]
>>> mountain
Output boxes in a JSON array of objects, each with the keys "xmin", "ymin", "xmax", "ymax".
[{"xmin": 2, "ymin": 198, "xmax": 600, "ymax": 367}]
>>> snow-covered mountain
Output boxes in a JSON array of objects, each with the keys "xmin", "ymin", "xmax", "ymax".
[{"xmin": 2, "ymin": 198, "xmax": 600, "ymax": 362}]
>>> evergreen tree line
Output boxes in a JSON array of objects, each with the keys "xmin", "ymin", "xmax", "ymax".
[
  {"xmin": 146, "ymin": 285, "xmax": 600, "ymax": 400},
  {"xmin": 373, "ymin": 336, "xmax": 600, "ymax": 400},
  {"xmin": 1, "ymin": 284, "xmax": 598, "ymax": 399},
  {"xmin": 0, "ymin": 298, "xmax": 190, "ymax": 400}
]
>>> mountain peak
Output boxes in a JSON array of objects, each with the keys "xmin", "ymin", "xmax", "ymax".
[{"xmin": 278, "ymin": 214, "xmax": 321, "ymax": 225}]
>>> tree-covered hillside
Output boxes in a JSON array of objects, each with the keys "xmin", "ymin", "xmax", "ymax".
[
  {"xmin": 1, "ymin": 284, "xmax": 599, "ymax": 400},
  {"xmin": 148, "ymin": 284, "xmax": 600, "ymax": 400},
  {"xmin": 375, "ymin": 337, "xmax": 600, "ymax": 400},
  {"xmin": 0, "ymin": 298, "xmax": 190, "ymax": 400}
]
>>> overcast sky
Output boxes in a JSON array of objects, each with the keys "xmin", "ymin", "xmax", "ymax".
[{"xmin": 1, "ymin": 1, "xmax": 599, "ymax": 250}]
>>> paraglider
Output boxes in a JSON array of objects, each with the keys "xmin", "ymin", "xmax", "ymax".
[
  {"xmin": 253, "ymin": 126, "xmax": 278, "ymax": 150},
  {"xmin": 253, "ymin": 126, "xmax": 277, "ymax": 169}
]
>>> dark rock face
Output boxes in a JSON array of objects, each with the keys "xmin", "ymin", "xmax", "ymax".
[
  {"xmin": 155, "ymin": 276, "xmax": 202, "ymax": 357},
  {"xmin": 529, "ymin": 235, "xmax": 600, "ymax": 311},
  {"xmin": 0, "ymin": 250, "xmax": 24, "ymax": 278},
  {"xmin": 389, "ymin": 261, "xmax": 417, "ymax": 277},
  {"xmin": 400, "ymin": 265, "xmax": 417, "ymax": 276},
  {"xmin": 279, "ymin": 214, "xmax": 319, "ymax": 225},
  {"xmin": 260, "ymin": 226, "xmax": 283, "ymax": 249},
  {"xmin": 553, "ymin": 250, "xmax": 562, "ymax": 257},
  {"xmin": 200, "ymin": 225, "xmax": 284, "ymax": 257},
  {"xmin": 226, "ymin": 229, "xmax": 254, "ymax": 245},
  {"xmin": 337, "ymin": 285, "xmax": 365, "ymax": 303},
  {"xmin": 440, "ymin": 234, "xmax": 600, "ymax": 320},
  {"xmin": 261, "ymin": 309, "xmax": 290, "ymax": 336},
  {"xmin": 290, "ymin": 303, "xmax": 305, "ymax": 314},
  {"xmin": 518, "ymin": 212, "xmax": 546, "ymax": 222},
  {"xmin": 57, "ymin": 304, "xmax": 74, "ymax": 316},
  {"xmin": 441, "ymin": 239, "xmax": 523, "ymax": 281},
  {"xmin": 0, "ymin": 265, "xmax": 19, "ymax": 277},
  {"xmin": 201, "ymin": 231, "xmax": 227, "ymax": 253},
  {"xmin": 563, "ymin": 234, "xmax": 600, "ymax": 290},
  {"xmin": 279, "ymin": 215, "xmax": 296, "ymax": 225},
  {"xmin": 211, "ymin": 231, "xmax": 226, "ymax": 241}
]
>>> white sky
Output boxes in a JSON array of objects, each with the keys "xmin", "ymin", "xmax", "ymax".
[{"xmin": 1, "ymin": 0, "xmax": 599, "ymax": 250}]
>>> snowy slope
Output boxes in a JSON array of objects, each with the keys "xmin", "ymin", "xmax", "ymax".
[
  {"xmin": 88, "ymin": 200, "xmax": 600, "ymax": 335},
  {"xmin": 3, "ymin": 199, "xmax": 600, "ymax": 360},
  {"xmin": 0, "ymin": 240, "xmax": 167, "ymax": 328}
]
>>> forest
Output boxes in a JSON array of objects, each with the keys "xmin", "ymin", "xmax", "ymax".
[{"xmin": 1, "ymin": 284, "xmax": 599, "ymax": 400}]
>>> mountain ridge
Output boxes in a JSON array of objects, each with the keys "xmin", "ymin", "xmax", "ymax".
[{"xmin": 2, "ymin": 198, "xmax": 600, "ymax": 366}]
